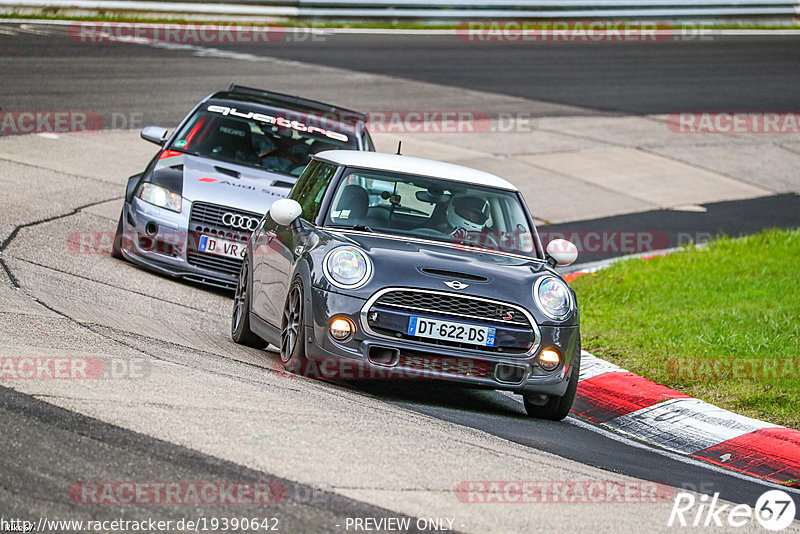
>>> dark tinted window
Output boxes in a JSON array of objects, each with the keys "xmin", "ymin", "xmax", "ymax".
[
  {"xmin": 289, "ymin": 160, "xmax": 339, "ymax": 222},
  {"xmin": 170, "ymin": 107, "xmax": 356, "ymax": 177}
]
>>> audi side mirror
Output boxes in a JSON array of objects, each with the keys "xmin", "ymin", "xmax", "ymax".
[
  {"xmin": 546, "ymin": 239, "xmax": 578, "ymax": 267},
  {"xmin": 269, "ymin": 199, "xmax": 302, "ymax": 227},
  {"xmin": 141, "ymin": 126, "xmax": 169, "ymax": 146}
]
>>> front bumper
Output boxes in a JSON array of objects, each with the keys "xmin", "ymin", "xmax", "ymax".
[
  {"xmin": 304, "ymin": 287, "xmax": 579, "ymax": 395},
  {"xmin": 120, "ymin": 199, "xmax": 244, "ymax": 290}
]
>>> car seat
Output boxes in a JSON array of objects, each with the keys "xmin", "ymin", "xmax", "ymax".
[{"xmin": 334, "ymin": 184, "xmax": 369, "ymax": 225}]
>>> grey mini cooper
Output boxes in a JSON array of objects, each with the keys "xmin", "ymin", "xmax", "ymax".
[{"xmin": 232, "ymin": 151, "xmax": 581, "ymax": 420}]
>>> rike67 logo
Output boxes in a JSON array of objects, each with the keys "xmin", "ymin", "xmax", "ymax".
[{"xmin": 669, "ymin": 489, "xmax": 796, "ymax": 530}]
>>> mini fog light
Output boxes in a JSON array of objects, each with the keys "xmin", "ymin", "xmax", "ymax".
[
  {"xmin": 329, "ymin": 318, "xmax": 354, "ymax": 341},
  {"xmin": 539, "ymin": 348, "xmax": 561, "ymax": 371}
]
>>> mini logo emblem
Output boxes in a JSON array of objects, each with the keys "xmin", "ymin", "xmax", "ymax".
[
  {"xmin": 444, "ymin": 280, "xmax": 469, "ymax": 290},
  {"xmin": 502, "ymin": 310, "xmax": 515, "ymax": 321},
  {"xmin": 221, "ymin": 212, "xmax": 260, "ymax": 231}
]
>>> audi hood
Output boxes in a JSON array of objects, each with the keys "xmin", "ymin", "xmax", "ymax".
[{"xmin": 147, "ymin": 152, "xmax": 295, "ymax": 216}]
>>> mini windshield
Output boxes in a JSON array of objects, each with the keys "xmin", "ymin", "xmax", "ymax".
[
  {"xmin": 324, "ymin": 169, "xmax": 538, "ymax": 257},
  {"xmin": 170, "ymin": 108, "xmax": 357, "ymax": 177}
]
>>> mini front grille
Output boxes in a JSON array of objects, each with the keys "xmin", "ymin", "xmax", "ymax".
[
  {"xmin": 374, "ymin": 290, "xmax": 531, "ymax": 327},
  {"xmin": 396, "ymin": 353, "xmax": 492, "ymax": 379}
]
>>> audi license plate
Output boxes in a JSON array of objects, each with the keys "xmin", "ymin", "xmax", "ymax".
[
  {"xmin": 198, "ymin": 235, "xmax": 246, "ymax": 260},
  {"xmin": 407, "ymin": 317, "xmax": 495, "ymax": 347}
]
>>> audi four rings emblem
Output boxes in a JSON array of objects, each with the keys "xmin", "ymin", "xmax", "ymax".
[{"xmin": 221, "ymin": 212, "xmax": 259, "ymax": 231}]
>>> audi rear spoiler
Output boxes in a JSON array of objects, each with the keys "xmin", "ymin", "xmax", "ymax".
[{"xmin": 224, "ymin": 84, "xmax": 368, "ymax": 124}]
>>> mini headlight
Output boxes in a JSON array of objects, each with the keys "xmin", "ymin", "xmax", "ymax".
[
  {"xmin": 534, "ymin": 277, "xmax": 572, "ymax": 320},
  {"xmin": 139, "ymin": 183, "xmax": 182, "ymax": 212},
  {"xmin": 324, "ymin": 246, "xmax": 371, "ymax": 289}
]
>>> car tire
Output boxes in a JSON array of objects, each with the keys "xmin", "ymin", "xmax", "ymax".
[
  {"xmin": 111, "ymin": 211, "xmax": 125, "ymax": 259},
  {"xmin": 231, "ymin": 256, "xmax": 268, "ymax": 349},
  {"xmin": 281, "ymin": 278, "xmax": 309, "ymax": 375},
  {"xmin": 523, "ymin": 336, "xmax": 581, "ymax": 421}
]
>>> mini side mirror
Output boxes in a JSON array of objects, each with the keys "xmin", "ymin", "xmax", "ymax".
[
  {"xmin": 269, "ymin": 198, "xmax": 302, "ymax": 227},
  {"xmin": 141, "ymin": 126, "xmax": 169, "ymax": 146},
  {"xmin": 546, "ymin": 239, "xmax": 578, "ymax": 267}
]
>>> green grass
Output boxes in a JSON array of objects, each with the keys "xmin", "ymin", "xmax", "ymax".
[
  {"xmin": 2, "ymin": 13, "xmax": 800, "ymax": 30},
  {"xmin": 571, "ymin": 228, "xmax": 800, "ymax": 429}
]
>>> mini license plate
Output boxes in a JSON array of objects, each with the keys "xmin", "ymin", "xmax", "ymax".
[
  {"xmin": 407, "ymin": 316, "xmax": 495, "ymax": 347},
  {"xmin": 198, "ymin": 235, "xmax": 246, "ymax": 260}
]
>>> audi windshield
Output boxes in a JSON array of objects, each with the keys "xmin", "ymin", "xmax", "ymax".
[
  {"xmin": 324, "ymin": 169, "xmax": 537, "ymax": 257},
  {"xmin": 170, "ymin": 105, "xmax": 358, "ymax": 177}
]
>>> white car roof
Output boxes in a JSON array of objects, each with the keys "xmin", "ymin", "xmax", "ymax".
[{"xmin": 314, "ymin": 151, "xmax": 518, "ymax": 191}]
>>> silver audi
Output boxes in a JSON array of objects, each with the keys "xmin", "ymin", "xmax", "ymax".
[{"xmin": 112, "ymin": 84, "xmax": 373, "ymax": 289}]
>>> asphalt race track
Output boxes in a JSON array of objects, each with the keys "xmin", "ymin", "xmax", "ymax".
[
  {"xmin": 1, "ymin": 21, "xmax": 800, "ymax": 532},
  {"xmin": 3, "ymin": 26, "xmax": 800, "ymax": 120}
]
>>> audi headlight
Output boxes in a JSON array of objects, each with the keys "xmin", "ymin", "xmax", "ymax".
[
  {"xmin": 139, "ymin": 183, "xmax": 181, "ymax": 212},
  {"xmin": 323, "ymin": 247, "xmax": 371, "ymax": 289},
  {"xmin": 534, "ymin": 277, "xmax": 572, "ymax": 320}
]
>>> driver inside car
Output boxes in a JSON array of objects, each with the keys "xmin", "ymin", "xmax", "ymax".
[
  {"xmin": 423, "ymin": 194, "xmax": 499, "ymax": 250},
  {"xmin": 439, "ymin": 194, "xmax": 491, "ymax": 235}
]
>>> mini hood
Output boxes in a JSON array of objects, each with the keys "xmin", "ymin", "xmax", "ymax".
[{"xmin": 317, "ymin": 231, "xmax": 569, "ymax": 321}]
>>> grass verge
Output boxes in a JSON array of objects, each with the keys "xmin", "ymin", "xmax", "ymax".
[{"xmin": 570, "ymin": 228, "xmax": 800, "ymax": 429}]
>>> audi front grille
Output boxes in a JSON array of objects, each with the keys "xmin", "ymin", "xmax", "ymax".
[
  {"xmin": 187, "ymin": 201, "xmax": 261, "ymax": 275},
  {"xmin": 186, "ymin": 250, "xmax": 243, "ymax": 277},
  {"xmin": 189, "ymin": 202, "xmax": 261, "ymax": 236}
]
